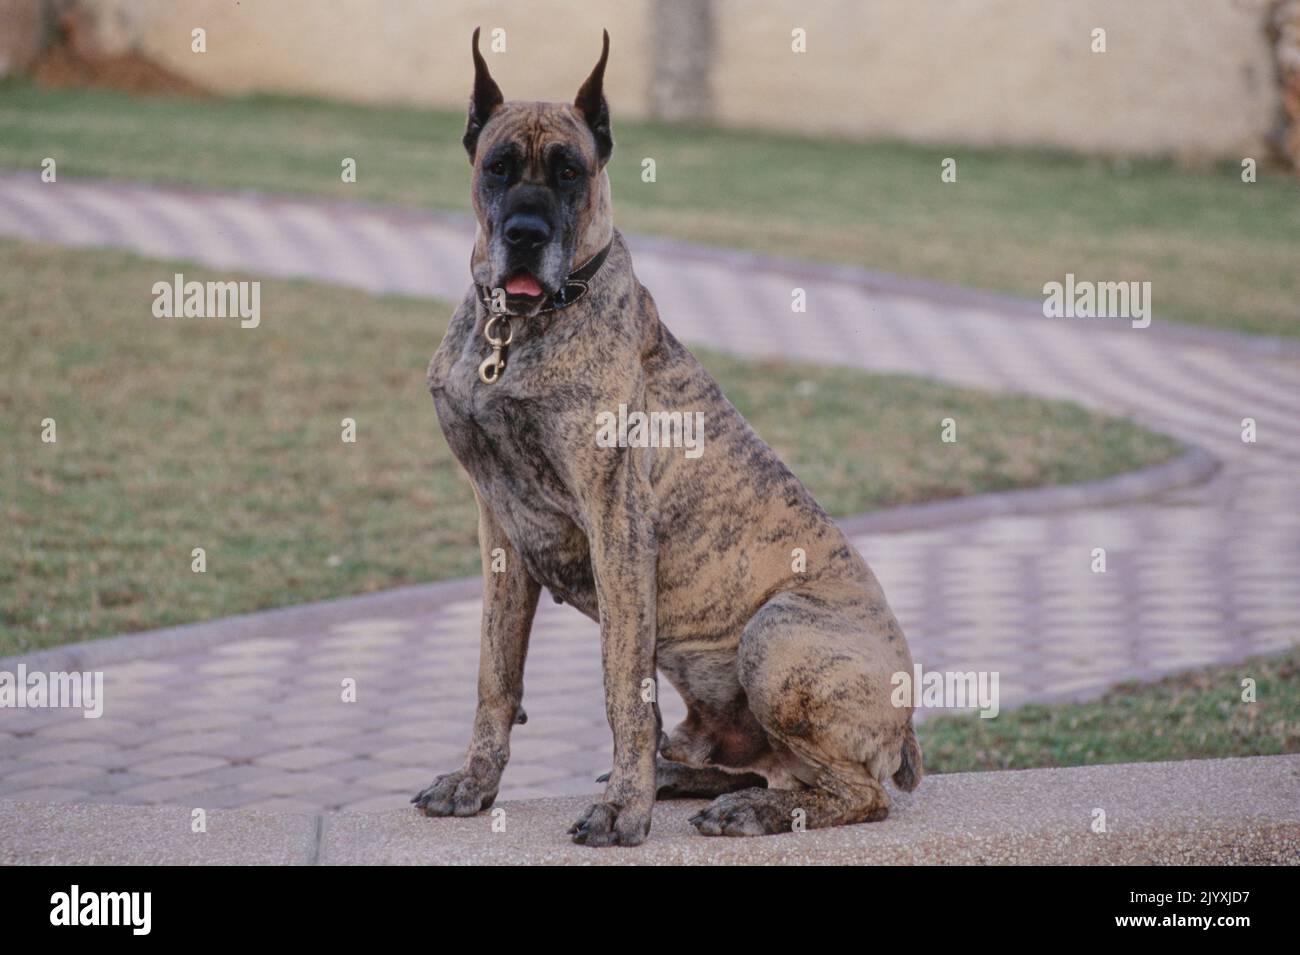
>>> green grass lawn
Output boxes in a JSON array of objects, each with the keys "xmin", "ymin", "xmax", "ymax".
[
  {"xmin": 921, "ymin": 647, "xmax": 1300, "ymax": 773},
  {"xmin": 0, "ymin": 242, "xmax": 1177, "ymax": 654},
  {"xmin": 0, "ymin": 83, "xmax": 1297, "ymax": 338}
]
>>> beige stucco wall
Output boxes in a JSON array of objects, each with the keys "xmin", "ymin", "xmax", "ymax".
[
  {"xmin": 713, "ymin": 0, "xmax": 1278, "ymax": 158},
  {"xmin": 82, "ymin": 0, "xmax": 652, "ymax": 113},
  {"xmin": 79, "ymin": 0, "xmax": 1280, "ymax": 159}
]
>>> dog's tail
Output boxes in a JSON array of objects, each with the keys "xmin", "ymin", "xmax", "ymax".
[{"xmin": 892, "ymin": 717, "xmax": 924, "ymax": 792}]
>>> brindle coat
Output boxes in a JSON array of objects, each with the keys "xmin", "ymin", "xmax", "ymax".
[{"xmin": 413, "ymin": 29, "xmax": 922, "ymax": 846}]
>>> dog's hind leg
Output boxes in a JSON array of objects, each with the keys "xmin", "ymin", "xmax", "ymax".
[
  {"xmin": 599, "ymin": 758, "xmax": 767, "ymax": 799},
  {"xmin": 655, "ymin": 760, "xmax": 768, "ymax": 799},
  {"xmin": 691, "ymin": 586, "xmax": 916, "ymax": 837}
]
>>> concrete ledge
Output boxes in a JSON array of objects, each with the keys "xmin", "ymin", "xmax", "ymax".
[
  {"xmin": 3, "ymin": 756, "xmax": 1296, "ymax": 865},
  {"xmin": 0, "ymin": 803, "xmax": 318, "ymax": 865}
]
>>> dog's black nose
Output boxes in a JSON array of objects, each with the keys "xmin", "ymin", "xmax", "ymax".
[{"xmin": 503, "ymin": 213, "xmax": 552, "ymax": 249}]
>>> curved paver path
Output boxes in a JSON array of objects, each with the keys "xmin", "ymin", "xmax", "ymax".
[{"xmin": 1, "ymin": 174, "xmax": 1297, "ymax": 812}]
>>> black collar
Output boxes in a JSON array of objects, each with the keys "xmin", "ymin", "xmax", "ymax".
[{"xmin": 475, "ymin": 238, "xmax": 614, "ymax": 315}]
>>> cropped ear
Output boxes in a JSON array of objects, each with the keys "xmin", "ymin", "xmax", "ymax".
[
  {"xmin": 464, "ymin": 26, "xmax": 504, "ymax": 163},
  {"xmin": 574, "ymin": 30, "xmax": 613, "ymax": 166}
]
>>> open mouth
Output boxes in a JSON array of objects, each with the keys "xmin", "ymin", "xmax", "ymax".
[{"xmin": 504, "ymin": 270, "xmax": 544, "ymax": 300}]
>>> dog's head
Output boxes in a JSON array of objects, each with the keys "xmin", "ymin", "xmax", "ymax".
[{"xmin": 463, "ymin": 28, "xmax": 614, "ymax": 317}]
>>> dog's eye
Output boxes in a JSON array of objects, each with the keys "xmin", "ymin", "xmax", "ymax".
[
  {"xmin": 488, "ymin": 160, "xmax": 508, "ymax": 178},
  {"xmin": 560, "ymin": 166, "xmax": 580, "ymax": 182}
]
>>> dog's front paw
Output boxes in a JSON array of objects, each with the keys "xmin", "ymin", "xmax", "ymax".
[
  {"xmin": 567, "ymin": 800, "xmax": 652, "ymax": 847},
  {"xmin": 411, "ymin": 768, "xmax": 499, "ymax": 817}
]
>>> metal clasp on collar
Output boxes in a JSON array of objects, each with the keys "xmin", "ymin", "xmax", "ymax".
[{"xmin": 477, "ymin": 313, "xmax": 513, "ymax": 384}]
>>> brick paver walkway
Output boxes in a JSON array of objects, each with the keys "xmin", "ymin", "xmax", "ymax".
[{"xmin": 1, "ymin": 175, "xmax": 1297, "ymax": 811}]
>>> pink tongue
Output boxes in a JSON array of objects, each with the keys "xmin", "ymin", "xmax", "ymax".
[{"xmin": 506, "ymin": 273, "xmax": 542, "ymax": 296}]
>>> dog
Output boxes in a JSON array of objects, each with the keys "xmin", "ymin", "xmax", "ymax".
[{"xmin": 414, "ymin": 28, "xmax": 922, "ymax": 847}]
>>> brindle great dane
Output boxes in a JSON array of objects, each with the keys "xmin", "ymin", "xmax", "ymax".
[{"xmin": 414, "ymin": 29, "xmax": 922, "ymax": 846}]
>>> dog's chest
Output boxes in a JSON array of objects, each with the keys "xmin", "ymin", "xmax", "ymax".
[
  {"xmin": 437, "ymin": 333, "xmax": 547, "ymax": 468},
  {"xmin": 432, "ymin": 342, "xmax": 597, "ymax": 601}
]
